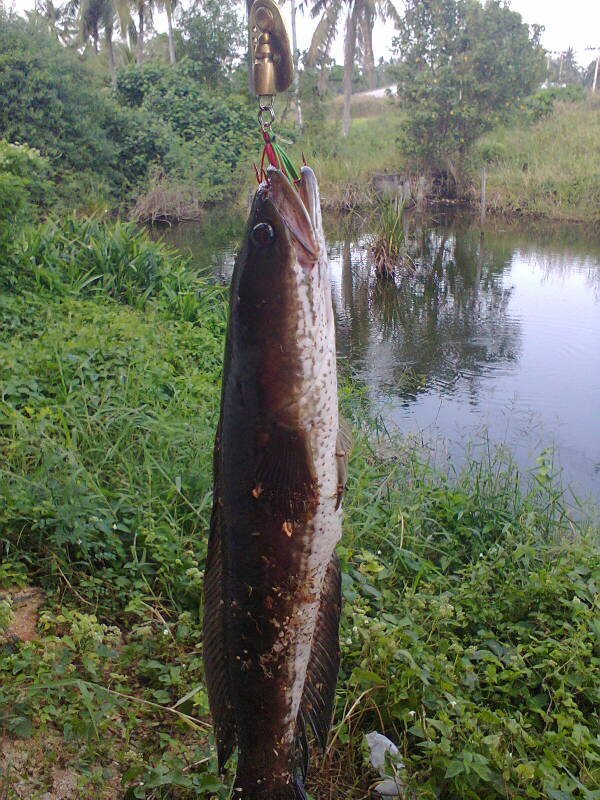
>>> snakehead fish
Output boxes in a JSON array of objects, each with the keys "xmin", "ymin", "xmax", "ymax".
[{"xmin": 203, "ymin": 165, "xmax": 350, "ymax": 800}]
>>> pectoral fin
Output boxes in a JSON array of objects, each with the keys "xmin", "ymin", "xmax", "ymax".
[{"xmin": 254, "ymin": 422, "xmax": 319, "ymax": 521}]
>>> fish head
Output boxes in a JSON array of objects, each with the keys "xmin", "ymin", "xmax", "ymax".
[
  {"xmin": 239, "ymin": 165, "xmax": 331, "ymax": 313},
  {"xmin": 235, "ymin": 165, "xmax": 335, "ymax": 417}
]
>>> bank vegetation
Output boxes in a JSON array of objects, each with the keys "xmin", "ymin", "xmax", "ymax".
[{"xmin": 1, "ymin": 150, "xmax": 599, "ymax": 798}]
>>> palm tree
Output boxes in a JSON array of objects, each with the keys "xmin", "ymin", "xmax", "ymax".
[
  {"xmin": 31, "ymin": 0, "xmax": 77, "ymax": 44},
  {"xmin": 306, "ymin": 0, "xmax": 400, "ymax": 135},
  {"xmin": 163, "ymin": 0, "xmax": 178, "ymax": 64},
  {"xmin": 68, "ymin": 0, "xmax": 130, "ymax": 84}
]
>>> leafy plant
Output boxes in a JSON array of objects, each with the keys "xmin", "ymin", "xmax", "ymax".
[{"xmin": 393, "ymin": 0, "xmax": 545, "ymax": 177}]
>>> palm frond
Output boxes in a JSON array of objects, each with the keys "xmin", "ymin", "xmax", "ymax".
[{"xmin": 306, "ymin": 0, "xmax": 342, "ymax": 66}]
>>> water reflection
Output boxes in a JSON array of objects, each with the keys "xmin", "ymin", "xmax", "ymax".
[
  {"xmin": 328, "ymin": 213, "xmax": 600, "ymax": 501},
  {"xmin": 157, "ymin": 211, "xmax": 600, "ymax": 501},
  {"xmin": 331, "ymin": 220, "xmax": 522, "ymax": 406}
]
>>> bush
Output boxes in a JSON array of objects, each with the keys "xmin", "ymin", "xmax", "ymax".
[
  {"xmin": 0, "ymin": 141, "xmax": 52, "ymax": 225},
  {"xmin": 116, "ymin": 61, "xmax": 256, "ymax": 203},
  {"xmin": 524, "ymin": 85, "xmax": 588, "ymax": 121},
  {"xmin": 0, "ymin": 14, "xmax": 117, "ymax": 180}
]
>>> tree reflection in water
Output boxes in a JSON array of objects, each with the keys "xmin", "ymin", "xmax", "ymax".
[{"xmin": 330, "ymin": 213, "xmax": 522, "ymax": 406}]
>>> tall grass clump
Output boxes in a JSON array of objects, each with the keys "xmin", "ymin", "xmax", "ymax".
[
  {"xmin": 474, "ymin": 98, "xmax": 600, "ymax": 222},
  {"xmin": 370, "ymin": 196, "xmax": 408, "ymax": 278}
]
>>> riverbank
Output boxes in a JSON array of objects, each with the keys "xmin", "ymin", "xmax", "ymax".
[
  {"xmin": 268, "ymin": 95, "xmax": 600, "ymax": 224},
  {"xmin": 1, "ymin": 216, "xmax": 599, "ymax": 799},
  {"xmin": 475, "ymin": 98, "xmax": 600, "ymax": 223}
]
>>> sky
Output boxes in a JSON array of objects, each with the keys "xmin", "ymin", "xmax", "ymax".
[
  {"xmin": 5, "ymin": 0, "xmax": 600, "ymax": 67},
  {"xmin": 292, "ymin": 0, "xmax": 600, "ymax": 66}
]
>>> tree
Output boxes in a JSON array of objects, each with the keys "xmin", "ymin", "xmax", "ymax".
[
  {"xmin": 546, "ymin": 47, "xmax": 582, "ymax": 86},
  {"xmin": 307, "ymin": 0, "xmax": 400, "ymax": 135},
  {"xmin": 133, "ymin": 0, "xmax": 157, "ymax": 64},
  {"xmin": 393, "ymin": 0, "xmax": 545, "ymax": 177},
  {"xmin": 67, "ymin": 0, "xmax": 130, "ymax": 84},
  {"xmin": 31, "ymin": 0, "xmax": 77, "ymax": 44},
  {"xmin": 156, "ymin": 0, "xmax": 177, "ymax": 64},
  {"xmin": 178, "ymin": 0, "xmax": 245, "ymax": 86}
]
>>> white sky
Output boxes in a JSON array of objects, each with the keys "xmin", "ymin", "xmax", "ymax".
[{"xmin": 5, "ymin": 0, "xmax": 600, "ymax": 66}]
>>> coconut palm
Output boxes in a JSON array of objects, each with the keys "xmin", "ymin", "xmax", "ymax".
[
  {"xmin": 31, "ymin": 0, "xmax": 77, "ymax": 44},
  {"xmin": 306, "ymin": 0, "xmax": 400, "ymax": 135},
  {"xmin": 158, "ymin": 0, "xmax": 178, "ymax": 64},
  {"xmin": 67, "ymin": 0, "xmax": 130, "ymax": 83}
]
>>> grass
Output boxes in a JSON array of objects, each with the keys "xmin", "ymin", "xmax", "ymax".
[
  {"xmin": 303, "ymin": 109, "xmax": 405, "ymax": 211},
  {"xmin": 233, "ymin": 105, "xmax": 405, "ymax": 213},
  {"xmin": 277, "ymin": 93, "xmax": 600, "ymax": 223},
  {"xmin": 474, "ymin": 98, "xmax": 600, "ymax": 222},
  {"xmin": 1, "ymin": 216, "xmax": 599, "ymax": 799},
  {"xmin": 370, "ymin": 196, "xmax": 408, "ymax": 278}
]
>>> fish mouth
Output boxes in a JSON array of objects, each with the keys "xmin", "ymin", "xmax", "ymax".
[{"xmin": 267, "ymin": 166, "xmax": 322, "ymax": 266}]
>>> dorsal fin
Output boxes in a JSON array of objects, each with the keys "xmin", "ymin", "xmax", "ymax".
[{"xmin": 297, "ymin": 553, "xmax": 342, "ymax": 753}]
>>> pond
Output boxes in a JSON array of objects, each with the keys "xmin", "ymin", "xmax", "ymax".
[{"xmin": 158, "ymin": 210, "xmax": 600, "ymax": 507}]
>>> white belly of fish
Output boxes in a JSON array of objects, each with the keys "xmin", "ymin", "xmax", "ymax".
[{"xmin": 285, "ymin": 259, "xmax": 341, "ymax": 729}]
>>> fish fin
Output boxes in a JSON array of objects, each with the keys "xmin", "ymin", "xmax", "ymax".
[
  {"xmin": 299, "ymin": 552, "xmax": 342, "ymax": 750},
  {"xmin": 254, "ymin": 423, "xmax": 319, "ymax": 521},
  {"xmin": 203, "ymin": 493, "xmax": 237, "ymax": 770},
  {"xmin": 295, "ymin": 709, "xmax": 309, "ymax": 781},
  {"xmin": 232, "ymin": 776, "xmax": 308, "ymax": 800},
  {"xmin": 335, "ymin": 417, "xmax": 353, "ymax": 510}
]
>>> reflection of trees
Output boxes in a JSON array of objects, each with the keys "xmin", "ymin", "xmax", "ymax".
[
  {"xmin": 475, "ymin": 222, "xmax": 600, "ymax": 301},
  {"xmin": 331, "ymin": 220, "xmax": 522, "ymax": 405}
]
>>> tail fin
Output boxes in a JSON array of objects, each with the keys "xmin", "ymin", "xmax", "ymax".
[{"xmin": 232, "ymin": 775, "xmax": 308, "ymax": 800}]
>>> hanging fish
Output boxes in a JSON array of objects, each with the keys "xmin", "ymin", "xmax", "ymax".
[{"xmin": 203, "ymin": 165, "xmax": 350, "ymax": 800}]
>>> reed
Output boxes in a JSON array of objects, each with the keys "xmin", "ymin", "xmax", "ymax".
[{"xmin": 371, "ymin": 195, "xmax": 407, "ymax": 278}]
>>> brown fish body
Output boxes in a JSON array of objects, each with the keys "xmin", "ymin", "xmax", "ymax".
[{"xmin": 203, "ymin": 167, "xmax": 346, "ymax": 800}]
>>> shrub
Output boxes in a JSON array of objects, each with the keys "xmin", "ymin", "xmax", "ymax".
[
  {"xmin": 0, "ymin": 141, "xmax": 52, "ymax": 225},
  {"xmin": 524, "ymin": 85, "xmax": 588, "ymax": 121}
]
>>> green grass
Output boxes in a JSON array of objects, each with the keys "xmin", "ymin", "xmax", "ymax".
[
  {"xmin": 265, "ymin": 93, "xmax": 600, "ymax": 223},
  {"xmin": 1, "ymin": 217, "xmax": 599, "ymax": 799},
  {"xmin": 234, "ymin": 106, "xmax": 405, "ymax": 213},
  {"xmin": 474, "ymin": 98, "xmax": 600, "ymax": 222},
  {"xmin": 303, "ymin": 110, "xmax": 405, "ymax": 211}
]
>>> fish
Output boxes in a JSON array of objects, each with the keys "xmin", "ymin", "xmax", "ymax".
[{"xmin": 203, "ymin": 164, "xmax": 351, "ymax": 800}]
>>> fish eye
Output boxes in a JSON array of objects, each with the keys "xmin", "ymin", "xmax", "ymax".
[{"xmin": 251, "ymin": 222, "xmax": 276, "ymax": 248}]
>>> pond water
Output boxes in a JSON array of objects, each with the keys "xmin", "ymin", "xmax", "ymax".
[{"xmin": 159, "ymin": 211, "xmax": 600, "ymax": 506}]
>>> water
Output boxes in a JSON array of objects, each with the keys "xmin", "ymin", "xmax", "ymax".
[{"xmin": 159, "ymin": 211, "xmax": 600, "ymax": 504}]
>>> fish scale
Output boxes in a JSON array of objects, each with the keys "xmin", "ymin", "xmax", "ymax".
[{"xmin": 203, "ymin": 165, "xmax": 348, "ymax": 800}]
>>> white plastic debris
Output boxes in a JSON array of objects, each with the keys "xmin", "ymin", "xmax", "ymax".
[
  {"xmin": 366, "ymin": 732, "xmax": 406, "ymax": 799},
  {"xmin": 373, "ymin": 777, "xmax": 406, "ymax": 797},
  {"xmin": 365, "ymin": 731, "xmax": 403, "ymax": 777}
]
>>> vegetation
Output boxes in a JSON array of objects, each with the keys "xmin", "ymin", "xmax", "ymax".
[
  {"xmin": 0, "ymin": 8, "xmax": 255, "ymax": 216},
  {"xmin": 393, "ymin": 0, "xmax": 545, "ymax": 182},
  {"xmin": 371, "ymin": 195, "xmax": 407, "ymax": 278},
  {"xmin": 305, "ymin": 0, "xmax": 401, "ymax": 135},
  {"xmin": 1, "ymin": 195, "xmax": 599, "ymax": 797},
  {"xmin": 1, "ymin": 0, "xmax": 600, "ymax": 793},
  {"xmin": 475, "ymin": 97, "xmax": 600, "ymax": 222}
]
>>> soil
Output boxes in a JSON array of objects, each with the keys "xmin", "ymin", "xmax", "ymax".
[{"xmin": 0, "ymin": 586, "xmax": 44, "ymax": 642}]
